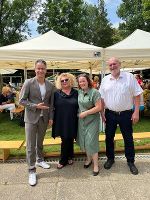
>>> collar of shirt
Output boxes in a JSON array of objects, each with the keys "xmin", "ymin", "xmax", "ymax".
[{"xmin": 109, "ymin": 71, "xmax": 124, "ymax": 80}]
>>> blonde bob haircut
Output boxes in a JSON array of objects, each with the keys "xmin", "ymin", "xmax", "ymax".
[
  {"xmin": 2, "ymin": 86, "xmax": 11, "ymax": 94},
  {"xmin": 55, "ymin": 73, "xmax": 77, "ymax": 90}
]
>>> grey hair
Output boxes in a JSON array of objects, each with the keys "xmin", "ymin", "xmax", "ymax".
[{"xmin": 35, "ymin": 59, "xmax": 47, "ymax": 67}]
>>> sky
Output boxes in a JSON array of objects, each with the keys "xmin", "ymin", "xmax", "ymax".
[{"xmin": 28, "ymin": 0, "xmax": 122, "ymax": 38}]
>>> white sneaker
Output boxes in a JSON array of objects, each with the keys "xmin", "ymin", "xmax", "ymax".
[
  {"xmin": 36, "ymin": 161, "xmax": 50, "ymax": 169},
  {"xmin": 29, "ymin": 172, "xmax": 36, "ymax": 186}
]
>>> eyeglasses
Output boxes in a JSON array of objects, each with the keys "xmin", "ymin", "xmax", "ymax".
[{"xmin": 61, "ymin": 78, "xmax": 69, "ymax": 83}]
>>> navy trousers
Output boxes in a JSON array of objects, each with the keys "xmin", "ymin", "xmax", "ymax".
[{"xmin": 105, "ymin": 109, "xmax": 135, "ymax": 163}]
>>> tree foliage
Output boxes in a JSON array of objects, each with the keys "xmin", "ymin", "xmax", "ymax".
[
  {"xmin": 0, "ymin": 0, "xmax": 39, "ymax": 47},
  {"xmin": 142, "ymin": 0, "xmax": 150, "ymax": 20},
  {"xmin": 37, "ymin": 0, "xmax": 113, "ymax": 47},
  {"xmin": 117, "ymin": 0, "xmax": 150, "ymax": 38},
  {"xmin": 37, "ymin": 0, "xmax": 85, "ymax": 40},
  {"xmin": 93, "ymin": 0, "xmax": 113, "ymax": 47}
]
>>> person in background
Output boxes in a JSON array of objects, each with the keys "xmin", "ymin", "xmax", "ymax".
[
  {"xmin": 92, "ymin": 76, "xmax": 100, "ymax": 90},
  {"xmin": 135, "ymin": 74, "xmax": 143, "ymax": 87},
  {"xmin": 99, "ymin": 57, "xmax": 143, "ymax": 175},
  {"xmin": 143, "ymin": 83, "xmax": 150, "ymax": 111},
  {"xmin": 52, "ymin": 73, "xmax": 78, "ymax": 169},
  {"xmin": 77, "ymin": 74, "xmax": 102, "ymax": 176},
  {"xmin": 19, "ymin": 59, "xmax": 55, "ymax": 186},
  {"xmin": 0, "ymin": 86, "xmax": 16, "ymax": 120}
]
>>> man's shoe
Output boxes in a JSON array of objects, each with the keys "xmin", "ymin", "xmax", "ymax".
[
  {"xmin": 29, "ymin": 172, "xmax": 36, "ymax": 186},
  {"xmin": 36, "ymin": 161, "xmax": 50, "ymax": 169},
  {"xmin": 104, "ymin": 159, "xmax": 115, "ymax": 169},
  {"xmin": 128, "ymin": 162, "xmax": 138, "ymax": 175}
]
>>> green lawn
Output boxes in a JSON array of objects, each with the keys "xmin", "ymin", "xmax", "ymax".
[{"xmin": 0, "ymin": 112, "xmax": 150, "ymax": 157}]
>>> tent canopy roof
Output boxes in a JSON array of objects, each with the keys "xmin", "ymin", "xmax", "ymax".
[
  {"xmin": 105, "ymin": 29, "xmax": 150, "ymax": 60},
  {"xmin": 0, "ymin": 30, "xmax": 103, "ymax": 69}
]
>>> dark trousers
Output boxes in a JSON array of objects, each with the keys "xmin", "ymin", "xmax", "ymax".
[
  {"xmin": 105, "ymin": 109, "xmax": 135, "ymax": 163},
  {"xmin": 59, "ymin": 138, "xmax": 74, "ymax": 165}
]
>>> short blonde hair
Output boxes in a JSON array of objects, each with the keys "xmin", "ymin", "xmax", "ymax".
[
  {"xmin": 55, "ymin": 73, "xmax": 77, "ymax": 89},
  {"xmin": 2, "ymin": 86, "xmax": 11, "ymax": 94},
  {"xmin": 93, "ymin": 76, "xmax": 99, "ymax": 82}
]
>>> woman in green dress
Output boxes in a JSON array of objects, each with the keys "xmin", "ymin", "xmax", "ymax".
[{"xmin": 77, "ymin": 74, "xmax": 102, "ymax": 176}]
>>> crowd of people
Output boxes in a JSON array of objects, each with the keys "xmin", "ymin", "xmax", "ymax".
[{"xmin": 1, "ymin": 57, "xmax": 148, "ymax": 187}]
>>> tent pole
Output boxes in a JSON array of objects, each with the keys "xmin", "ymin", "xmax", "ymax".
[
  {"xmin": 24, "ymin": 67, "xmax": 27, "ymax": 80},
  {"xmin": 0, "ymin": 74, "xmax": 2, "ymax": 92},
  {"xmin": 89, "ymin": 67, "xmax": 92, "ymax": 80},
  {"xmin": 100, "ymin": 49, "xmax": 106, "ymax": 132},
  {"xmin": 101, "ymin": 49, "xmax": 106, "ymax": 79}
]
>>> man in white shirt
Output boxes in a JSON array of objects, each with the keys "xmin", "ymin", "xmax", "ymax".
[
  {"xmin": 19, "ymin": 59, "xmax": 55, "ymax": 186},
  {"xmin": 99, "ymin": 57, "xmax": 143, "ymax": 175}
]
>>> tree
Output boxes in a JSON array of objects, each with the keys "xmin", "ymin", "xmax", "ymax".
[
  {"xmin": 117, "ymin": 0, "xmax": 150, "ymax": 38},
  {"xmin": 0, "ymin": 0, "xmax": 39, "ymax": 47},
  {"xmin": 37, "ymin": 0, "xmax": 85, "ymax": 40},
  {"xmin": 142, "ymin": 0, "xmax": 150, "ymax": 20},
  {"xmin": 92, "ymin": 0, "xmax": 113, "ymax": 47},
  {"xmin": 37, "ymin": 0, "xmax": 113, "ymax": 47}
]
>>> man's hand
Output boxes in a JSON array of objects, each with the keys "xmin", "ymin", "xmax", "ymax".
[
  {"xmin": 36, "ymin": 102, "xmax": 49, "ymax": 110},
  {"xmin": 48, "ymin": 120, "xmax": 53, "ymax": 126},
  {"xmin": 131, "ymin": 111, "xmax": 139, "ymax": 124}
]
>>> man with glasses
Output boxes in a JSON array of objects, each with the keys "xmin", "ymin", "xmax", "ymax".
[
  {"xmin": 99, "ymin": 57, "xmax": 143, "ymax": 175},
  {"xmin": 19, "ymin": 59, "xmax": 55, "ymax": 186}
]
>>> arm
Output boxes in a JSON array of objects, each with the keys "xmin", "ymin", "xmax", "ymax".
[
  {"xmin": 132, "ymin": 94, "xmax": 140, "ymax": 124},
  {"xmin": 48, "ymin": 85, "xmax": 56, "ymax": 126},
  {"xmin": 19, "ymin": 80, "xmax": 49, "ymax": 111},
  {"xmin": 79, "ymin": 99, "xmax": 102, "ymax": 119},
  {"xmin": 100, "ymin": 98, "xmax": 106, "ymax": 123}
]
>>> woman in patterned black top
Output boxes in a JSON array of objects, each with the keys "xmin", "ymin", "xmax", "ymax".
[{"xmin": 52, "ymin": 73, "xmax": 78, "ymax": 169}]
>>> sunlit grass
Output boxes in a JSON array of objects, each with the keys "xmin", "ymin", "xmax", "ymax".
[{"xmin": 0, "ymin": 112, "xmax": 150, "ymax": 157}]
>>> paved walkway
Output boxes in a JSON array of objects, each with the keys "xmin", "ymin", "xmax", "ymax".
[{"xmin": 0, "ymin": 155, "xmax": 150, "ymax": 200}]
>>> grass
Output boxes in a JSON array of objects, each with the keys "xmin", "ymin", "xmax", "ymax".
[{"xmin": 0, "ymin": 112, "xmax": 150, "ymax": 157}]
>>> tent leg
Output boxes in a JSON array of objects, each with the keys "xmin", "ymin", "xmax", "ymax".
[
  {"xmin": 89, "ymin": 68, "xmax": 92, "ymax": 80},
  {"xmin": 24, "ymin": 67, "xmax": 27, "ymax": 80}
]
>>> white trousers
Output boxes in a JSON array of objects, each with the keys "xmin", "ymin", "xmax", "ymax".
[{"xmin": 0, "ymin": 103, "xmax": 16, "ymax": 120}]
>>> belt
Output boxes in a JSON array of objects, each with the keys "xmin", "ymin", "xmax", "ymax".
[{"xmin": 105, "ymin": 109, "xmax": 132, "ymax": 115}]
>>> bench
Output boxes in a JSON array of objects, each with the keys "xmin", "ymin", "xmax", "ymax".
[
  {"xmin": 0, "ymin": 140, "xmax": 24, "ymax": 162},
  {"xmin": 23, "ymin": 132, "xmax": 150, "ymax": 157},
  {"xmin": 11, "ymin": 107, "xmax": 24, "ymax": 115}
]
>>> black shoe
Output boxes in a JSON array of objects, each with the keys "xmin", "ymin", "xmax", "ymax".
[
  {"xmin": 93, "ymin": 168, "xmax": 99, "ymax": 176},
  {"xmin": 104, "ymin": 159, "xmax": 115, "ymax": 170},
  {"xmin": 128, "ymin": 162, "xmax": 138, "ymax": 175},
  {"xmin": 84, "ymin": 161, "xmax": 92, "ymax": 168}
]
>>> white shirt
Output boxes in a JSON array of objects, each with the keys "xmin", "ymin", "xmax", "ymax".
[
  {"xmin": 39, "ymin": 83, "xmax": 46, "ymax": 100},
  {"xmin": 39, "ymin": 83, "xmax": 46, "ymax": 116},
  {"xmin": 99, "ymin": 72, "xmax": 143, "ymax": 112}
]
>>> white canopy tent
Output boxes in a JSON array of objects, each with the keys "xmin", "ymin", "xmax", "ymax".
[
  {"xmin": 0, "ymin": 69, "xmax": 17, "ymax": 74},
  {"xmin": 79, "ymin": 66, "xmax": 150, "ymax": 75},
  {"xmin": 105, "ymin": 29, "xmax": 150, "ymax": 67},
  {"xmin": 0, "ymin": 30, "xmax": 103, "ymax": 71}
]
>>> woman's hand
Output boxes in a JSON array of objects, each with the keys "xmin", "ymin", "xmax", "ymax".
[
  {"xmin": 48, "ymin": 120, "xmax": 53, "ymax": 126},
  {"xmin": 100, "ymin": 111, "xmax": 106, "ymax": 123},
  {"xmin": 79, "ymin": 111, "xmax": 88, "ymax": 119}
]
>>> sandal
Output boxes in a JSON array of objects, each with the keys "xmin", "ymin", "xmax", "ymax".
[
  {"xmin": 68, "ymin": 160, "xmax": 73, "ymax": 165},
  {"xmin": 84, "ymin": 161, "xmax": 92, "ymax": 168},
  {"xmin": 57, "ymin": 163, "xmax": 64, "ymax": 169}
]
